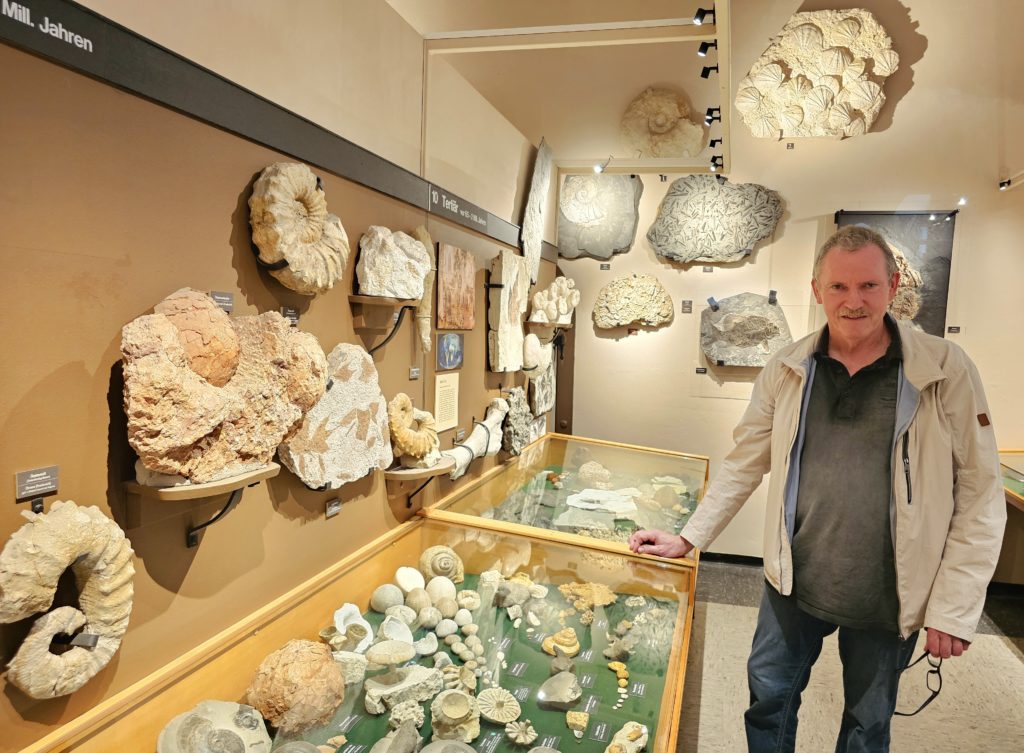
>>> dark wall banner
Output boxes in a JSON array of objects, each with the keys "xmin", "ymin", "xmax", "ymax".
[{"xmin": 0, "ymin": 0, "xmax": 523, "ymax": 248}]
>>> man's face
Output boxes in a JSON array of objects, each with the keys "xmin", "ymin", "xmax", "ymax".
[{"xmin": 811, "ymin": 243, "xmax": 899, "ymax": 343}]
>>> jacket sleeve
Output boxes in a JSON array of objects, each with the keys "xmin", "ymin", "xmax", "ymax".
[
  {"xmin": 923, "ymin": 349, "xmax": 1007, "ymax": 642},
  {"xmin": 680, "ymin": 360, "xmax": 778, "ymax": 550}
]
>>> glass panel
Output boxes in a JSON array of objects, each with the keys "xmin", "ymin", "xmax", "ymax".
[
  {"xmin": 437, "ymin": 435, "xmax": 709, "ymax": 545},
  {"xmin": 1000, "ymin": 452, "xmax": 1024, "ymax": 499}
]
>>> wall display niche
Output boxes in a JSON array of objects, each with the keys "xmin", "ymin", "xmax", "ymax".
[
  {"xmin": 735, "ymin": 10, "xmax": 898, "ymax": 140},
  {"xmin": 0, "ymin": 501, "xmax": 135, "ymax": 699},
  {"xmin": 249, "ymin": 162, "xmax": 351, "ymax": 295},
  {"xmin": 122, "ymin": 288, "xmax": 327, "ymax": 485},
  {"xmin": 357, "ymin": 226, "xmax": 432, "ymax": 300},
  {"xmin": 437, "ymin": 244, "xmax": 476, "ymax": 330},
  {"xmin": 437, "ymin": 333, "xmax": 465, "ymax": 371},
  {"xmin": 620, "ymin": 87, "xmax": 704, "ymax": 158},
  {"xmin": 520, "ymin": 138, "xmax": 553, "ymax": 284},
  {"xmin": 388, "ymin": 393, "xmax": 442, "ymax": 470},
  {"xmin": 647, "ymin": 175, "xmax": 783, "ymax": 264},
  {"xmin": 593, "ymin": 274, "xmax": 674, "ymax": 330},
  {"xmin": 487, "ymin": 249, "xmax": 530, "ymax": 373},
  {"xmin": 278, "ymin": 343, "xmax": 393, "ymax": 491},
  {"xmin": 412, "ymin": 226, "xmax": 437, "ymax": 353},
  {"xmin": 835, "ymin": 212, "xmax": 956, "ymax": 337},
  {"xmin": 557, "ymin": 174, "xmax": 644, "ymax": 260},
  {"xmin": 700, "ymin": 292, "xmax": 793, "ymax": 368}
]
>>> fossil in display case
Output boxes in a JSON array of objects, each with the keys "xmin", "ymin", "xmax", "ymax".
[
  {"xmin": 505, "ymin": 719, "xmax": 539, "ymax": 745},
  {"xmin": 478, "ymin": 687, "xmax": 522, "ymax": 723},
  {"xmin": 521, "ymin": 138, "xmax": 554, "ymax": 284},
  {"xmin": 357, "ymin": 225, "xmax": 433, "ymax": 300},
  {"xmin": 430, "ymin": 689, "xmax": 481, "ymax": 742},
  {"xmin": 592, "ymin": 273, "xmax": 674, "ymax": 330},
  {"xmin": 0, "ymin": 501, "xmax": 134, "ymax": 699},
  {"xmin": 420, "ymin": 545, "xmax": 465, "ymax": 584},
  {"xmin": 278, "ymin": 343, "xmax": 392, "ymax": 490},
  {"xmin": 388, "ymin": 393, "xmax": 442, "ymax": 469},
  {"xmin": 620, "ymin": 87, "xmax": 704, "ymax": 158},
  {"xmin": 246, "ymin": 639, "xmax": 345, "ymax": 734},
  {"xmin": 557, "ymin": 174, "xmax": 644, "ymax": 260},
  {"xmin": 158, "ymin": 700, "xmax": 271, "ymax": 753},
  {"xmin": 249, "ymin": 162, "xmax": 350, "ymax": 295},
  {"xmin": 700, "ymin": 292, "xmax": 793, "ymax": 367},
  {"xmin": 647, "ymin": 175, "xmax": 783, "ymax": 264},
  {"xmin": 488, "ymin": 249, "xmax": 531, "ymax": 373}
]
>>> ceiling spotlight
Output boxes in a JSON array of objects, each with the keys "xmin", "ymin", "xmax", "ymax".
[
  {"xmin": 928, "ymin": 213, "xmax": 937, "ymax": 221},
  {"xmin": 698, "ymin": 40, "xmax": 718, "ymax": 57},
  {"xmin": 715, "ymin": 174, "xmax": 727, "ymax": 184},
  {"xmin": 709, "ymin": 138, "xmax": 723, "ymax": 148},
  {"xmin": 592, "ymin": 156, "xmax": 612, "ymax": 174},
  {"xmin": 710, "ymin": 155, "xmax": 724, "ymax": 172},
  {"xmin": 999, "ymin": 179, "xmax": 1012, "ymax": 191},
  {"xmin": 957, "ymin": 196, "xmax": 967, "ymax": 206},
  {"xmin": 944, "ymin": 214, "xmax": 952, "ymax": 222},
  {"xmin": 693, "ymin": 7, "xmax": 716, "ymax": 26},
  {"xmin": 701, "ymin": 65, "xmax": 719, "ymax": 79},
  {"xmin": 705, "ymin": 107, "xmax": 722, "ymax": 125}
]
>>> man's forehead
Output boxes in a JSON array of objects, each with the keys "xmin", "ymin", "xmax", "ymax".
[{"xmin": 819, "ymin": 244, "xmax": 890, "ymax": 277}]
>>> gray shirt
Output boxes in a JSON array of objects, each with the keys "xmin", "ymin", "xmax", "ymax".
[{"xmin": 791, "ymin": 320, "xmax": 901, "ymax": 632}]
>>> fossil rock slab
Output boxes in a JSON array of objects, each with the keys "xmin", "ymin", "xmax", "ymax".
[
  {"xmin": 593, "ymin": 274, "xmax": 674, "ymax": 329},
  {"xmin": 154, "ymin": 288, "xmax": 239, "ymax": 387},
  {"xmin": 700, "ymin": 293, "xmax": 793, "ymax": 367},
  {"xmin": 437, "ymin": 244, "xmax": 476, "ymax": 330},
  {"xmin": 365, "ymin": 665, "xmax": 444, "ymax": 715},
  {"xmin": 249, "ymin": 162, "xmax": 350, "ymax": 295},
  {"xmin": 502, "ymin": 387, "xmax": 533, "ymax": 456},
  {"xmin": 888, "ymin": 240, "xmax": 924, "ymax": 321},
  {"xmin": 736, "ymin": 10, "xmax": 898, "ymax": 140},
  {"xmin": 412, "ymin": 226, "xmax": 436, "ymax": 352},
  {"xmin": 647, "ymin": 175, "xmax": 783, "ymax": 264},
  {"xmin": 0, "ymin": 501, "xmax": 134, "ymax": 699},
  {"xmin": 557, "ymin": 175, "xmax": 644, "ymax": 260},
  {"xmin": 605, "ymin": 722, "xmax": 649, "ymax": 753},
  {"xmin": 246, "ymin": 640, "xmax": 345, "ymax": 734},
  {"xmin": 278, "ymin": 343, "xmax": 392, "ymax": 490},
  {"xmin": 521, "ymin": 138, "xmax": 553, "ymax": 284},
  {"xmin": 123, "ymin": 293, "xmax": 327, "ymax": 484},
  {"xmin": 357, "ymin": 225, "xmax": 432, "ymax": 299},
  {"xmin": 487, "ymin": 250, "xmax": 530, "ymax": 373},
  {"xmin": 529, "ymin": 358, "xmax": 556, "ymax": 415},
  {"xmin": 158, "ymin": 700, "xmax": 271, "ymax": 753},
  {"xmin": 529, "ymin": 276, "xmax": 581, "ymax": 327},
  {"xmin": 537, "ymin": 671, "xmax": 582, "ymax": 710},
  {"xmin": 621, "ymin": 87, "xmax": 704, "ymax": 158},
  {"xmin": 523, "ymin": 334, "xmax": 553, "ymax": 379}
]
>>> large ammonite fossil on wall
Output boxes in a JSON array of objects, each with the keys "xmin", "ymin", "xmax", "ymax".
[
  {"xmin": 387, "ymin": 392, "xmax": 441, "ymax": 468},
  {"xmin": 620, "ymin": 87, "xmax": 705, "ymax": 158},
  {"xmin": 249, "ymin": 162, "xmax": 351, "ymax": 295},
  {"xmin": 0, "ymin": 501, "xmax": 135, "ymax": 699}
]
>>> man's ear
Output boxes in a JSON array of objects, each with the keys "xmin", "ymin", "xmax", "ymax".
[
  {"xmin": 888, "ymin": 271, "xmax": 901, "ymax": 301},
  {"xmin": 811, "ymin": 277, "xmax": 823, "ymax": 305}
]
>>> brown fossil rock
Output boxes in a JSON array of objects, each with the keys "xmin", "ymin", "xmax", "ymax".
[{"xmin": 246, "ymin": 639, "xmax": 345, "ymax": 734}]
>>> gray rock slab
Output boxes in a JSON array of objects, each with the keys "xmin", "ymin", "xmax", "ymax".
[
  {"xmin": 529, "ymin": 358, "xmax": 556, "ymax": 415},
  {"xmin": 537, "ymin": 671, "xmax": 582, "ymax": 710},
  {"xmin": 557, "ymin": 174, "xmax": 644, "ymax": 260},
  {"xmin": 521, "ymin": 138, "xmax": 553, "ymax": 283},
  {"xmin": 700, "ymin": 292, "xmax": 793, "ymax": 367},
  {"xmin": 501, "ymin": 387, "xmax": 533, "ymax": 456}
]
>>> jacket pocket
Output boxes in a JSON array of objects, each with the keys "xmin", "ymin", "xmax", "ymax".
[{"xmin": 902, "ymin": 433, "xmax": 913, "ymax": 505}]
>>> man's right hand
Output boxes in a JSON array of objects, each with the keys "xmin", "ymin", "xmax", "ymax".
[{"xmin": 628, "ymin": 529, "xmax": 694, "ymax": 559}]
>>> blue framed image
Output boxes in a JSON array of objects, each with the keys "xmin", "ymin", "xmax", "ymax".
[{"xmin": 437, "ymin": 333, "xmax": 464, "ymax": 371}]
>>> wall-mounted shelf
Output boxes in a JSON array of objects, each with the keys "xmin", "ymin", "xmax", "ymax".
[
  {"xmin": 348, "ymin": 295, "xmax": 420, "ymax": 353},
  {"xmin": 385, "ymin": 456, "xmax": 456, "ymax": 507}
]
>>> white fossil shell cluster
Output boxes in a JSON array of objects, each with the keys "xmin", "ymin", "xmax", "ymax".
[
  {"xmin": 528, "ymin": 276, "xmax": 581, "ymax": 327},
  {"xmin": 735, "ymin": 10, "xmax": 899, "ymax": 139}
]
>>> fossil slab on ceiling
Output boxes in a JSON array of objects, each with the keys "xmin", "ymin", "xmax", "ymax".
[
  {"xmin": 592, "ymin": 274, "xmax": 674, "ymax": 330},
  {"xmin": 620, "ymin": 87, "xmax": 705, "ymax": 158},
  {"xmin": 520, "ymin": 138, "xmax": 553, "ymax": 283},
  {"xmin": 278, "ymin": 343, "xmax": 393, "ymax": 490},
  {"xmin": 647, "ymin": 175, "xmax": 783, "ymax": 264},
  {"xmin": 735, "ymin": 10, "xmax": 898, "ymax": 140},
  {"xmin": 700, "ymin": 292, "xmax": 793, "ymax": 367},
  {"xmin": 487, "ymin": 249, "xmax": 530, "ymax": 373},
  {"xmin": 557, "ymin": 174, "xmax": 644, "ymax": 260}
]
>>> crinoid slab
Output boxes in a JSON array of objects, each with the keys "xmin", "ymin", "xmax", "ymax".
[
  {"xmin": 419, "ymin": 545, "xmax": 465, "ymax": 584},
  {"xmin": 620, "ymin": 87, "xmax": 704, "ymax": 158},
  {"xmin": 647, "ymin": 175, "xmax": 783, "ymax": 264},
  {"xmin": 245, "ymin": 640, "xmax": 345, "ymax": 734},
  {"xmin": 477, "ymin": 687, "xmax": 522, "ymax": 724},
  {"xmin": 735, "ymin": 9, "xmax": 898, "ymax": 139},
  {"xmin": 357, "ymin": 225, "xmax": 432, "ymax": 299},
  {"xmin": 487, "ymin": 249, "xmax": 530, "ymax": 373},
  {"xmin": 557, "ymin": 174, "xmax": 644, "ymax": 260},
  {"xmin": 520, "ymin": 138, "xmax": 553, "ymax": 284},
  {"xmin": 592, "ymin": 274, "xmax": 673, "ymax": 329},
  {"xmin": 249, "ymin": 162, "xmax": 350, "ymax": 295},
  {"xmin": 158, "ymin": 700, "xmax": 271, "ymax": 753},
  {"xmin": 0, "ymin": 501, "xmax": 134, "ymax": 699},
  {"xmin": 700, "ymin": 292, "xmax": 793, "ymax": 367},
  {"xmin": 278, "ymin": 343, "xmax": 392, "ymax": 490}
]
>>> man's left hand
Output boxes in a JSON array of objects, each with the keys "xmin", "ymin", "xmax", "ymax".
[{"xmin": 925, "ymin": 627, "xmax": 970, "ymax": 659}]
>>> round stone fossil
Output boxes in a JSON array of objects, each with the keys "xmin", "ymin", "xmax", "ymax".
[{"xmin": 478, "ymin": 687, "xmax": 522, "ymax": 724}]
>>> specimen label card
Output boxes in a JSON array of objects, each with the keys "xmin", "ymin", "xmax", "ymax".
[{"xmin": 434, "ymin": 372, "xmax": 459, "ymax": 432}]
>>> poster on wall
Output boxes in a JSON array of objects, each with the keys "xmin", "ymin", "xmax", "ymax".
[
  {"xmin": 437, "ymin": 333, "xmax": 464, "ymax": 371},
  {"xmin": 437, "ymin": 244, "xmax": 476, "ymax": 330},
  {"xmin": 835, "ymin": 211, "xmax": 955, "ymax": 337}
]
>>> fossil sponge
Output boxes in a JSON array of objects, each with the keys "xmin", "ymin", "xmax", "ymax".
[
  {"xmin": 0, "ymin": 501, "xmax": 134, "ymax": 699},
  {"xmin": 249, "ymin": 162, "xmax": 350, "ymax": 295},
  {"xmin": 592, "ymin": 274, "xmax": 674, "ymax": 329},
  {"xmin": 246, "ymin": 639, "xmax": 345, "ymax": 734}
]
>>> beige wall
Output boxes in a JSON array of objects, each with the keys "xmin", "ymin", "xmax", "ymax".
[{"xmin": 564, "ymin": 0, "xmax": 1024, "ymax": 556}]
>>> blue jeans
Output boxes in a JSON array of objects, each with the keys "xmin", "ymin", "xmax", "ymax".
[{"xmin": 745, "ymin": 583, "xmax": 919, "ymax": 753}]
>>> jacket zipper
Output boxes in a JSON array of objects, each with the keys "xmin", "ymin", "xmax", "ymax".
[{"xmin": 902, "ymin": 433, "xmax": 912, "ymax": 504}]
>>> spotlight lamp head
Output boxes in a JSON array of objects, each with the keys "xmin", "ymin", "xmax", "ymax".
[
  {"xmin": 592, "ymin": 155, "xmax": 612, "ymax": 174},
  {"xmin": 701, "ymin": 65, "xmax": 719, "ymax": 79},
  {"xmin": 693, "ymin": 7, "xmax": 716, "ymax": 26},
  {"xmin": 704, "ymin": 106, "xmax": 722, "ymax": 125},
  {"xmin": 709, "ymin": 138, "xmax": 723, "ymax": 148},
  {"xmin": 999, "ymin": 179, "xmax": 1012, "ymax": 191},
  {"xmin": 710, "ymin": 155, "xmax": 724, "ymax": 172},
  {"xmin": 698, "ymin": 40, "xmax": 718, "ymax": 57}
]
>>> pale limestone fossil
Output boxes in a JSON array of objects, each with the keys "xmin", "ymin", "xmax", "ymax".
[
  {"xmin": 558, "ymin": 582, "xmax": 618, "ymax": 612},
  {"xmin": 537, "ymin": 671, "xmax": 582, "ymax": 710},
  {"xmin": 419, "ymin": 545, "xmax": 465, "ymax": 584},
  {"xmin": 412, "ymin": 225, "xmax": 436, "ymax": 352},
  {"xmin": 441, "ymin": 662, "xmax": 477, "ymax": 694},
  {"xmin": 529, "ymin": 276, "xmax": 581, "ymax": 327},
  {"xmin": 736, "ymin": 10, "xmax": 898, "ymax": 139},
  {"xmin": 478, "ymin": 687, "xmax": 522, "ymax": 723},
  {"xmin": 592, "ymin": 274, "xmax": 673, "ymax": 329},
  {"xmin": 357, "ymin": 225, "xmax": 432, "ymax": 299},
  {"xmin": 246, "ymin": 640, "xmax": 345, "ymax": 734},
  {"xmin": 385, "ymin": 604, "xmax": 418, "ymax": 627},
  {"xmin": 505, "ymin": 720, "xmax": 538, "ymax": 746},
  {"xmin": 487, "ymin": 249, "xmax": 530, "ymax": 373},
  {"xmin": 421, "ymin": 743, "xmax": 477, "ymax": 753},
  {"xmin": 377, "ymin": 615, "xmax": 415, "ymax": 644},
  {"xmin": 371, "ymin": 584, "xmax": 405, "ymax": 613},
  {"xmin": 278, "ymin": 343, "xmax": 392, "ymax": 490},
  {"xmin": 328, "ymin": 603, "xmax": 372, "ymax": 652},
  {"xmin": 370, "ymin": 722, "xmax": 420, "ymax": 753},
  {"xmin": 521, "ymin": 138, "xmax": 553, "ymax": 284},
  {"xmin": 557, "ymin": 174, "xmax": 644, "ymax": 260},
  {"xmin": 620, "ymin": 87, "xmax": 704, "ymax": 158},
  {"xmin": 522, "ymin": 334, "xmax": 553, "ymax": 379},
  {"xmin": 153, "ymin": 287, "xmax": 239, "ymax": 387},
  {"xmin": 395, "ymin": 566, "xmax": 426, "ymax": 594},
  {"xmin": 441, "ymin": 398, "xmax": 509, "ymax": 480},
  {"xmin": 501, "ymin": 387, "xmax": 533, "ymax": 456},
  {"xmin": 605, "ymin": 722, "xmax": 649, "ymax": 753},
  {"xmin": 414, "ymin": 632, "xmax": 439, "ymax": 657},
  {"xmin": 388, "ymin": 393, "xmax": 440, "ymax": 467},
  {"xmin": 426, "ymin": 576, "xmax": 458, "ymax": 605},
  {"xmin": 456, "ymin": 590, "xmax": 480, "ymax": 611},
  {"xmin": 123, "ymin": 299, "xmax": 327, "ymax": 484},
  {"xmin": 430, "ymin": 689, "xmax": 481, "ymax": 743},
  {"xmin": 333, "ymin": 651, "xmax": 368, "ymax": 685},
  {"xmin": 405, "ymin": 588, "xmax": 432, "ymax": 613},
  {"xmin": 388, "ymin": 700, "xmax": 426, "ymax": 730},
  {"xmin": 0, "ymin": 501, "xmax": 134, "ymax": 699},
  {"xmin": 529, "ymin": 359, "xmax": 556, "ymax": 416},
  {"xmin": 364, "ymin": 664, "xmax": 444, "ymax": 715},
  {"xmin": 542, "ymin": 628, "xmax": 581, "ymax": 658},
  {"xmin": 566, "ymin": 711, "xmax": 589, "ymax": 739},
  {"xmin": 157, "ymin": 700, "xmax": 271, "ymax": 753},
  {"xmin": 886, "ymin": 238, "xmax": 925, "ymax": 321},
  {"xmin": 249, "ymin": 162, "xmax": 350, "ymax": 295},
  {"xmin": 578, "ymin": 461, "xmax": 612, "ymax": 488}
]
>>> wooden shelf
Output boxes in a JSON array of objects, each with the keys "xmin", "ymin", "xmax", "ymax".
[
  {"xmin": 384, "ymin": 456, "xmax": 455, "ymax": 483},
  {"xmin": 123, "ymin": 463, "xmax": 280, "ymax": 502},
  {"xmin": 349, "ymin": 294, "xmax": 420, "ymax": 307}
]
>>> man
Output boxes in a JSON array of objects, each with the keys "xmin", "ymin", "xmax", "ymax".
[{"xmin": 629, "ymin": 226, "xmax": 1006, "ymax": 753}]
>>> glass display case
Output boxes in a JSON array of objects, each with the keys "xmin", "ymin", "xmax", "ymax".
[
  {"xmin": 1000, "ymin": 451, "xmax": 1024, "ymax": 512},
  {"xmin": 422, "ymin": 434, "xmax": 709, "ymax": 566}
]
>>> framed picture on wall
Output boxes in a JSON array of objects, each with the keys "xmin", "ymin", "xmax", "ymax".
[
  {"xmin": 437, "ymin": 243, "xmax": 476, "ymax": 330},
  {"xmin": 437, "ymin": 333, "xmax": 464, "ymax": 371},
  {"xmin": 835, "ymin": 210, "xmax": 956, "ymax": 337}
]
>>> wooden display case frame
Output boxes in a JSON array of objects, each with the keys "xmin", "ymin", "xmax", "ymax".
[{"xmin": 1000, "ymin": 449, "xmax": 1024, "ymax": 513}]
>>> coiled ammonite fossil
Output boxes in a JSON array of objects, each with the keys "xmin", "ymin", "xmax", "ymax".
[
  {"xmin": 387, "ymin": 393, "xmax": 440, "ymax": 459},
  {"xmin": 419, "ymin": 545, "xmax": 465, "ymax": 584}
]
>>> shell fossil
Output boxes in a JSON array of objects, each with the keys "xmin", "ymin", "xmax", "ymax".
[
  {"xmin": 833, "ymin": 16, "xmax": 862, "ymax": 45},
  {"xmin": 157, "ymin": 701, "xmax": 271, "ymax": 753},
  {"xmin": 842, "ymin": 79, "xmax": 883, "ymax": 111},
  {"xmin": 874, "ymin": 48, "xmax": 900, "ymax": 77},
  {"xmin": 751, "ymin": 63, "xmax": 786, "ymax": 90},
  {"xmin": 388, "ymin": 393, "xmax": 439, "ymax": 459},
  {"xmin": 790, "ymin": 22, "xmax": 824, "ymax": 50},
  {"xmin": 477, "ymin": 687, "xmax": 522, "ymax": 723},
  {"xmin": 734, "ymin": 87, "xmax": 763, "ymax": 114},
  {"xmin": 505, "ymin": 720, "xmax": 538, "ymax": 746},
  {"xmin": 419, "ymin": 545, "xmax": 465, "ymax": 584},
  {"xmin": 820, "ymin": 46, "xmax": 854, "ymax": 75}
]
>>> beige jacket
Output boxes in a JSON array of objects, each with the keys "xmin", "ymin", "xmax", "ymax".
[{"xmin": 681, "ymin": 320, "xmax": 1006, "ymax": 640}]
